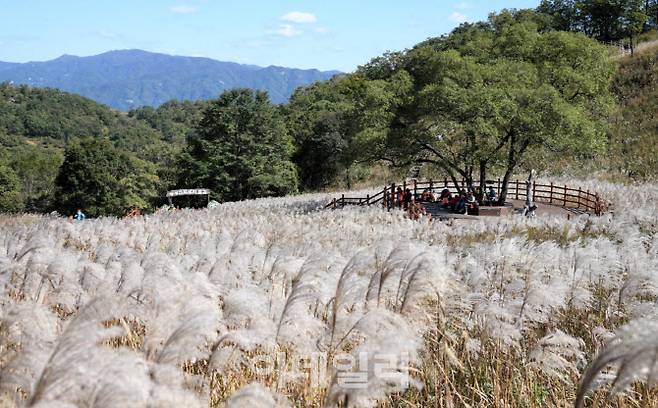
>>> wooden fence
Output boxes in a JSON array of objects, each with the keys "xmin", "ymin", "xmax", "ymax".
[{"xmin": 326, "ymin": 178, "xmax": 608, "ymax": 216}]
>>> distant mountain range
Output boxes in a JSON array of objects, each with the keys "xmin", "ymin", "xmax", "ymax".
[{"xmin": 0, "ymin": 50, "xmax": 340, "ymax": 110}]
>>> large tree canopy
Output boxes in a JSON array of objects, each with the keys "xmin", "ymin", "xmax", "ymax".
[
  {"xmin": 54, "ymin": 138, "xmax": 160, "ymax": 217},
  {"xmin": 538, "ymin": 0, "xmax": 650, "ymax": 47},
  {"xmin": 366, "ymin": 10, "xmax": 615, "ymax": 203},
  {"xmin": 180, "ymin": 89, "xmax": 298, "ymax": 201},
  {"xmin": 285, "ymin": 73, "xmax": 410, "ymax": 190}
]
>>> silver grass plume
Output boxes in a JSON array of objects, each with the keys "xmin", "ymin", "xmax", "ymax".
[{"xmin": 576, "ymin": 318, "xmax": 658, "ymax": 408}]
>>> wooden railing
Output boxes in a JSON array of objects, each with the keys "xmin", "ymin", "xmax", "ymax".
[{"xmin": 326, "ymin": 178, "xmax": 608, "ymax": 216}]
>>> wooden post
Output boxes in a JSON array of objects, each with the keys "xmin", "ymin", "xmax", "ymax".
[
  {"xmin": 341, "ymin": 194, "xmax": 345, "ymax": 207},
  {"xmin": 586, "ymin": 189, "xmax": 590, "ymax": 211},
  {"xmin": 549, "ymin": 182, "xmax": 554, "ymax": 204},
  {"xmin": 391, "ymin": 183, "xmax": 396, "ymax": 210},
  {"xmin": 515, "ymin": 179, "xmax": 519, "ymax": 200},
  {"xmin": 532, "ymin": 181, "xmax": 537, "ymax": 203},
  {"xmin": 562, "ymin": 185, "xmax": 566, "ymax": 207},
  {"xmin": 444, "ymin": 177, "xmax": 448, "ymax": 188},
  {"xmin": 403, "ymin": 180, "xmax": 407, "ymax": 193},
  {"xmin": 497, "ymin": 178, "xmax": 501, "ymax": 196},
  {"xmin": 414, "ymin": 180, "xmax": 418, "ymax": 200},
  {"xmin": 366, "ymin": 194, "xmax": 370, "ymax": 206},
  {"xmin": 429, "ymin": 179, "xmax": 433, "ymax": 192}
]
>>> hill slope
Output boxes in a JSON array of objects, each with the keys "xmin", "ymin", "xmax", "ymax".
[
  {"xmin": 0, "ymin": 50, "xmax": 340, "ymax": 110},
  {"xmin": 0, "ymin": 83, "xmax": 205, "ymax": 212},
  {"xmin": 610, "ymin": 44, "xmax": 658, "ymax": 178},
  {"xmin": 0, "ymin": 82, "xmax": 164, "ymax": 151}
]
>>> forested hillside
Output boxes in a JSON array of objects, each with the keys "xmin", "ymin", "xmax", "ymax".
[
  {"xmin": 0, "ymin": 84, "xmax": 202, "ymax": 214},
  {"xmin": 0, "ymin": 83, "xmax": 161, "ymax": 148}
]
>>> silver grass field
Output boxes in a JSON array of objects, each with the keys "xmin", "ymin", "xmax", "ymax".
[{"xmin": 1, "ymin": 179, "xmax": 657, "ymax": 407}]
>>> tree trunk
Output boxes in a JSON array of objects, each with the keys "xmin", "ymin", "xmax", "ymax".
[
  {"xmin": 497, "ymin": 133, "xmax": 530, "ymax": 206},
  {"xmin": 477, "ymin": 160, "xmax": 487, "ymax": 204},
  {"xmin": 525, "ymin": 170, "xmax": 535, "ymax": 208},
  {"xmin": 497, "ymin": 133, "xmax": 516, "ymax": 205},
  {"xmin": 498, "ymin": 167, "xmax": 514, "ymax": 206}
]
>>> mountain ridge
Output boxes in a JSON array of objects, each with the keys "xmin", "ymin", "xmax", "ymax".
[{"xmin": 0, "ymin": 49, "xmax": 340, "ymax": 110}]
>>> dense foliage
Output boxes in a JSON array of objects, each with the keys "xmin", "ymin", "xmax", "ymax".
[
  {"xmin": 180, "ymin": 89, "xmax": 298, "ymax": 201},
  {"xmin": 285, "ymin": 74, "xmax": 408, "ymax": 190},
  {"xmin": 0, "ymin": 84, "xmax": 202, "ymax": 214},
  {"xmin": 0, "ymin": 82, "xmax": 161, "ymax": 146},
  {"xmin": 54, "ymin": 138, "xmax": 160, "ymax": 217},
  {"xmin": 538, "ymin": 0, "xmax": 654, "ymax": 47}
]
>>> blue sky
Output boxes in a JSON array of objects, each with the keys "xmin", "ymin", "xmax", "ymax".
[{"xmin": 0, "ymin": 0, "xmax": 540, "ymax": 72}]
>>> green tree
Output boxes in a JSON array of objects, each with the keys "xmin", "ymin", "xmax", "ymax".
[
  {"xmin": 375, "ymin": 10, "xmax": 615, "ymax": 204},
  {"xmin": 285, "ymin": 79, "xmax": 353, "ymax": 190},
  {"xmin": 180, "ymin": 89, "xmax": 298, "ymax": 201},
  {"xmin": 538, "ymin": 0, "xmax": 648, "ymax": 48},
  {"xmin": 538, "ymin": 0, "xmax": 580, "ymax": 31},
  {"xmin": 117, "ymin": 156, "xmax": 161, "ymax": 211},
  {"xmin": 8, "ymin": 146, "xmax": 63, "ymax": 212},
  {"xmin": 620, "ymin": 0, "xmax": 649, "ymax": 52},
  {"xmin": 0, "ymin": 165, "xmax": 23, "ymax": 213},
  {"xmin": 54, "ymin": 137, "xmax": 158, "ymax": 217},
  {"xmin": 285, "ymin": 73, "xmax": 410, "ymax": 190}
]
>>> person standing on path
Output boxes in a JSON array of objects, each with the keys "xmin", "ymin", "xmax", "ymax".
[
  {"xmin": 403, "ymin": 189, "xmax": 413, "ymax": 210},
  {"xmin": 74, "ymin": 208, "xmax": 86, "ymax": 221}
]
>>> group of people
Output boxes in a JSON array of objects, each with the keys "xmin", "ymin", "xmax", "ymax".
[
  {"xmin": 434, "ymin": 189, "xmax": 479, "ymax": 215},
  {"xmin": 392, "ymin": 185, "xmax": 500, "ymax": 219}
]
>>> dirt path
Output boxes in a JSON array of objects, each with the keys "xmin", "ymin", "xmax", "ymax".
[{"xmin": 508, "ymin": 199, "xmax": 587, "ymax": 219}]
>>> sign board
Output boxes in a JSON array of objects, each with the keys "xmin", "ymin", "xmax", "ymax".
[{"xmin": 166, "ymin": 189, "xmax": 211, "ymax": 198}]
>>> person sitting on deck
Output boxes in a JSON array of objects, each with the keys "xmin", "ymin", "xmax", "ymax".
[
  {"xmin": 440, "ymin": 189, "xmax": 453, "ymax": 208},
  {"xmin": 449, "ymin": 193, "xmax": 461, "ymax": 211},
  {"xmin": 486, "ymin": 186, "xmax": 497, "ymax": 205},
  {"xmin": 454, "ymin": 194, "xmax": 467, "ymax": 214},
  {"xmin": 466, "ymin": 193, "xmax": 479, "ymax": 216},
  {"xmin": 421, "ymin": 188, "xmax": 435, "ymax": 202}
]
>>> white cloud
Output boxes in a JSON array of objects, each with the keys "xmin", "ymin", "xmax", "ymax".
[
  {"xmin": 449, "ymin": 11, "xmax": 469, "ymax": 23},
  {"xmin": 453, "ymin": 2, "xmax": 471, "ymax": 10},
  {"xmin": 170, "ymin": 5, "xmax": 197, "ymax": 14},
  {"xmin": 275, "ymin": 24, "xmax": 302, "ymax": 38},
  {"xmin": 280, "ymin": 11, "xmax": 317, "ymax": 24}
]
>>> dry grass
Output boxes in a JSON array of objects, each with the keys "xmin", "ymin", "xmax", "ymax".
[{"xmin": 1, "ymin": 180, "xmax": 658, "ymax": 407}]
